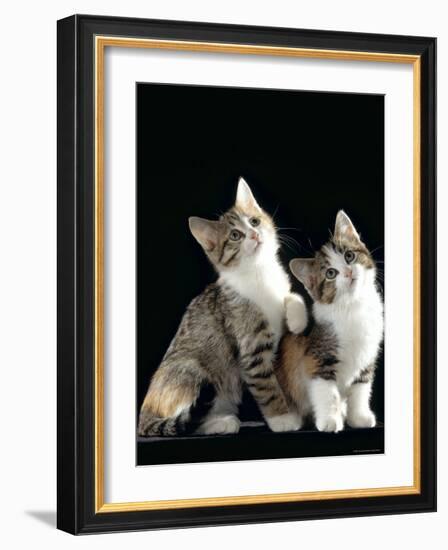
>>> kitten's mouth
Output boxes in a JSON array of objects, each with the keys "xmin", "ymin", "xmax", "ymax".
[{"xmin": 350, "ymin": 278, "xmax": 357, "ymax": 287}]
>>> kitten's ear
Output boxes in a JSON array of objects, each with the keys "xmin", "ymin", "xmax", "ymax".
[
  {"xmin": 189, "ymin": 217, "xmax": 221, "ymax": 252},
  {"xmin": 334, "ymin": 210, "xmax": 360, "ymax": 242},
  {"xmin": 235, "ymin": 177, "xmax": 261, "ymax": 211},
  {"xmin": 289, "ymin": 259, "xmax": 315, "ymax": 293}
]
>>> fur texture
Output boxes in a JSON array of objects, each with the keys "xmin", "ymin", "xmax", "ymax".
[
  {"xmin": 138, "ymin": 178, "xmax": 307, "ymax": 436},
  {"xmin": 276, "ymin": 211, "xmax": 384, "ymax": 432}
]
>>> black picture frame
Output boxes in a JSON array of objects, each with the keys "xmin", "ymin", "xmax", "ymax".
[{"xmin": 57, "ymin": 14, "xmax": 436, "ymax": 534}]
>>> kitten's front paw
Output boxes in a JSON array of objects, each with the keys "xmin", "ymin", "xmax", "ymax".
[
  {"xmin": 198, "ymin": 415, "xmax": 241, "ymax": 435},
  {"xmin": 340, "ymin": 400, "xmax": 348, "ymax": 419},
  {"xmin": 284, "ymin": 294, "xmax": 308, "ymax": 334},
  {"xmin": 266, "ymin": 412, "xmax": 303, "ymax": 432},
  {"xmin": 347, "ymin": 410, "xmax": 376, "ymax": 429},
  {"xmin": 316, "ymin": 413, "xmax": 344, "ymax": 433}
]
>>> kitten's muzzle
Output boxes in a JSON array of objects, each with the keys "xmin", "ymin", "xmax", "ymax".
[
  {"xmin": 343, "ymin": 268, "xmax": 357, "ymax": 287},
  {"xmin": 250, "ymin": 231, "xmax": 263, "ymax": 251},
  {"xmin": 249, "ymin": 230, "xmax": 262, "ymax": 243}
]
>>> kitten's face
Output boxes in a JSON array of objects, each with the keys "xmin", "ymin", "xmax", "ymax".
[
  {"xmin": 189, "ymin": 178, "xmax": 278, "ymax": 271},
  {"xmin": 290, "ymin": 211, "xmax": 376, "ymax": 304}
]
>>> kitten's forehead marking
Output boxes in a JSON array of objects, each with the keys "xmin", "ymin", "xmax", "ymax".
[
  {"xmin": 223, "ymin": 209, "xmax": 261, "ymax": 232},
  {"xmin": 321, "ymin": 244, "xmax": 344, "ymax": 269},
  {"xmin": 222, "ymin": 210, "xmax": 244, "ymax": 229}
]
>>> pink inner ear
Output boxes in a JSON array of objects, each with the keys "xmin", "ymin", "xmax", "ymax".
[{"xmin": 205, "ymin": 239, "xmax": 215, "ymax": 251}]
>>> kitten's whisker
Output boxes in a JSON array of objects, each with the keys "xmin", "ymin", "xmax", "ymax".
[
  {"xmin": 280, "ymin": 237, "xmax": 314, "ymax": 256},
  {"xmin": 280, "ymin": 234, "xmax": 300, "ymax": 246},
  {"xmin": 370, "ymin": 245, "xmax": 384, "ymax": 255},
  {"xmin": 279, "ymin": 234, "xmax": 305, "ymax": 250},
  {"xmin": 277, "ymin": 227, "xmax": 304, "ymax": 233},
  {"xmin": 278, "ymin": 236, "xmax": 301, "ymax": 253},
  {"xmin": 271, "ymin": 204, "xmax": 280, "ymax": 220}
]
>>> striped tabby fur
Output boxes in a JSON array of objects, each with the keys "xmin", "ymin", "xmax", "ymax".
[
  {"xmin": 276, "ymin": 211, "xmax": 384, "ymax": 433},
  {"xmin": 138, "ymin": 178, "xmax": 307, "ymax": 436}
]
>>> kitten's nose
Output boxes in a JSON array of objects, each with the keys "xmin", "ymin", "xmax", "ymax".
[
  {"xmin": 344, "ymin": 268, "xmax": 353, "ymax": 279},
  {"xmin": 249, "ymin": 230, "xmax": 259, "ymax": 241}
]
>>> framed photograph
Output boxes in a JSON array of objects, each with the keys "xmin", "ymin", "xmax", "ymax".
[{"xmin": 57, "ymin": 15, "xmax": 436, "ymax": 534}]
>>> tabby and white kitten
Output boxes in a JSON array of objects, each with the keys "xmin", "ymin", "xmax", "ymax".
[
  {"xmin": 276, "ymin": 211, "xmax": 383, "ymax": 432},
  {"xmin": 138, "ymin": 178, "xmax": 307, "ymax": 437}
]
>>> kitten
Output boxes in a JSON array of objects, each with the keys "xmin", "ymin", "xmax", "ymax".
[
  {"xmin": 138, "ymin": 178, "xmax": 307, "ymax": 436},
  {"xmin": 276, "ymin": 211, "xmax": 383, "ymax": 432}
]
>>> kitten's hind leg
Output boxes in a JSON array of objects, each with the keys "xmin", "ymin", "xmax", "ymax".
[
  {"xmin": 198, "ymin": 415, "xmax": 241, "ymax": 435},
  {"xmin": 138, "ymin": 361, "xmax": 215, "ymax": 437},
  {"xmin": 196, "ymin": 392, "xmax": 242, "ymax": 435}
]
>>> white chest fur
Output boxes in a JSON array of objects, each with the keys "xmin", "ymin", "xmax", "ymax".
[
  {"xmin": 314, "ymin": 287, "xmax": 384, "ymax": 388},
  {"xmin": 219, "ymin": 260, "xmax": 291, "ymax": 344}
]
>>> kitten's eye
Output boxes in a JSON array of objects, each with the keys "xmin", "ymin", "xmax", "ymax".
[
  {"xmin": 344, "ymin": 250, "xmax": 356, "ymax": 264},
  {"xmin": 326, "ymin": 268, "xmax": 338, "ymax": 280},
  {"xmin": 249, "ymin": 217, "xmax": 260, "ymax": 227},
  {"xmin": 229, "ymin": 230, "xmax": 242, "ymax": 241}
]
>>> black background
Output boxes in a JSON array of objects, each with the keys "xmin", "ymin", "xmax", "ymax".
[{"xmin": 137, "ymin": 83, "xmax": 384, "ymax": 458}]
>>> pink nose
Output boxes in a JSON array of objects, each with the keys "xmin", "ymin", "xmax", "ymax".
[
  {"xmin": 344, "ymin": 268, "xmax": 352, "ymax": 278},
  {"xmin": 250, "ymin": 230, "xmax": 259, "ymax": 241}
]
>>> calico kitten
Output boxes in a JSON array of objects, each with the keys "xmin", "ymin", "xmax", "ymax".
[
  {"xmin": 276, "ymin": 211, "xmax": 383, "ymax": 432},
  {"xmin": 138, "ymin": 178, "xmax": 307, "ymax": 437}
]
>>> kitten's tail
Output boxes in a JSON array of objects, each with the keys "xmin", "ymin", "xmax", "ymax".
[{"xmin": 137, "ymin": 382, "xmax": 216, "ymax": 437}]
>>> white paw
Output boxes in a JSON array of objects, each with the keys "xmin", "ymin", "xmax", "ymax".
[
  {"xmin": 266, "ymin": 412, "xmax": 303, "ymax": 432},
  {"xmin": 347, "ymin": 410, "xmax": 376, "ymax": 429},
  {"xmin": 198, "ymin": 415, "xmax": 241, "ymax": 435},
  {"xmin": 316, "ymin": 412, "xmax": 344, "ymax": 433},
  {"xmin": 284, "ymin": 294, "xmax": 308, "ymax": 334}
]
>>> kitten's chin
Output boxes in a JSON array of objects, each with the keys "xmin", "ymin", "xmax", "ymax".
[
  {"xmin": 340, "ymin": 277, "xmax": 368, "ymax": 301},
  {"xmin": 254, "ymin": 245, "xmax": 277, "ymax": 265},
  {"xmin": 251, "ymin": 241, "xmax": 263, "ymax": 254},
  {"xmin": 348, "ymin": 279, "xmax": 359, "ymax": 292}
]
